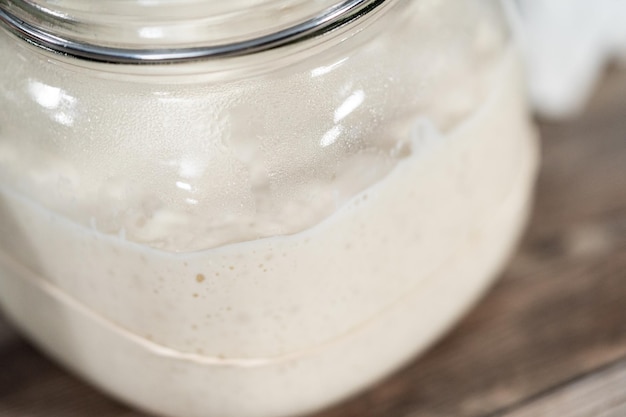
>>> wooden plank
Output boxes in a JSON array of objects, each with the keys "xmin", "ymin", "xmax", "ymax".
[{"xmin": 495, "ymin": 359, "xmax": 626, "ymax": 417}]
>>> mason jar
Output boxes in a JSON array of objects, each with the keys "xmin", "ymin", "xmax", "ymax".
[{"xmin": 0, "ymin": 1, "xmax": 538, "ymax": 416}]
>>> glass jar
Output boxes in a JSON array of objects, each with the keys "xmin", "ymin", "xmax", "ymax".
[{"xmin": 0, "ymin": 1, "xmax": 537, "ymax": 416}]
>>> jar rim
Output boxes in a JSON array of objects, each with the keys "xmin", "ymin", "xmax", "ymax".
[{"xmin": 0, "ymin": 0, "xmax": 388, "ymax": 64}]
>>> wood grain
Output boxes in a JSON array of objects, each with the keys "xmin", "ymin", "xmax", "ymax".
[
  {"xmin": 497, "ymin": 360, "xmax": 626, "ymax": 417},
  {"xmin": 0, "ymin": 68, "xmax": 625, "ymax": 417}
]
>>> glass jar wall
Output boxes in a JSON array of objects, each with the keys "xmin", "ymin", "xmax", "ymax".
[{"xmin": 0, "ymin": 1, "xmax": 538, "ymax": 416}]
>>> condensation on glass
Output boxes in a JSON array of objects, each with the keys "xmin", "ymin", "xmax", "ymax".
[{"xmin": 0, "ymin": 1, "xmax": 538, "ymax": 417}]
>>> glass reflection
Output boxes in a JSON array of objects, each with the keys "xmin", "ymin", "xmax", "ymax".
[{"xmin": 27, "ymin": 79, "xmax": 77, "ymax": 127}]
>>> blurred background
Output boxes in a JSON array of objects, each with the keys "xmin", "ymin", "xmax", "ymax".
[{"xmin": 1, "ymin": 1, "xmax": 626, "ymax": 416}]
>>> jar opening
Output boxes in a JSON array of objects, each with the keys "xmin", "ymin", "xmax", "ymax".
[{"xmin": 0, "ymin": 0, "xmax": 388, "ymax": 63}]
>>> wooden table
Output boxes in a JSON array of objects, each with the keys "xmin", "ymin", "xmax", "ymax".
[{"xmin": 1, "ymin": 69, "xmax": 625, "ymax": 417}]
